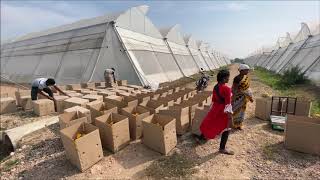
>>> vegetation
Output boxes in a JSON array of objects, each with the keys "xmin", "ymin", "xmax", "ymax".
[
  {"xmin": 254, "ymin": 66, "xmax": 320, "ymax": 117},
  {"xmin": 233, "ymin": 58, "xmax": 244, "ymax": 63},
  {"xmin": 0, "ymin": 159, "xmax": 20, "ymax": 172}
]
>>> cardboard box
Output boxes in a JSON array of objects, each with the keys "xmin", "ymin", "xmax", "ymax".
[
  {"xmin": 66, "ymin": 84, "xmax": 81, "ymax": 90},
  {"xmin": 33, "ymin": 99, "xmax": 55, "ymax": 116},
  {"xmin": 176, "ymin": 100, "xmax": 199, "ymax": 123},
  {"xmin": 60, "ymin": 122, "xmax": 103, "ymax": 172},
  {"xmin": 54, "ymin": 95, "xmax": 69, "ymax": 113},
  {"xmin": 286, "ymin": 98, "xmax": 312, "ymax": 117},
  {"xmin": 157, "ymin": 97, "xmax": 175, "ymax": 107},
  {"xmin": 81, "ymin": 90, "xmax": 98, "ymax": 96},
  {"xmin": 59, "ymin": 111, "xmax": 88, "ymax": 129},
  {"xmin": 123, "ymin": 96, "xmax": 139, "ymax": 107},
  {"xmin": 104, "ymin": 95, "xmax": 123, "ymax": 102},
  {"xmin": 151, "ymin": 93, "xmax": 161, "ymax": 100},
  {"xmin": 0, "ymin": 97, "xmax": 16, "ymax": 114},
  {"xmin": 15, "ymin": 90, "xmax": 30, "ymax": 107},
  {"xmin": 159, "ymin": 105, "xmax": 189, "ymax": 135},
  {"xmin": 86, "ymin": 101, "xmax": 118, "ymax": 122},
  {"xmin": 117, "ymin": 80, "xmax": 128, "ymax": 86},
  {"xmin": 142, "ymin": 114, "xmax": 177, "ymax": 155},
  {"xmin": 255, "ymin": 98, "xmax": 272, "ymax": 120},
  {"xmin": 117, "ymin": 91, "xmax": 131, "ymax": 97},
  {"xmin": 97, "ymin": 91, "xmax": 116, "ymax": 98},
  {"xmin": 192, "ymin": 106, "xmax": 210, "ymax": 136},
  {"xmin": 105, "ymin": 95, "xmax": 138, "ymax": 109},
  {"xmin": 20, "ymin": 96, "xmax": 33, "ymax": 110},
  {"xmin": 126, "ymin": 85, "xmax": 143, "ymax": 90},
  {"xmin": 68, "ymin": 93, "xmax": 83, "ymax": 98},
  {"xmin": 140, "ymin": 100, "xmax": 165, "ymax": 114},
  {"xmin": 95, "ymin": 113, "xmax": 130, "ymax": 153},
  {"xmin": 64, "ymin": 106, "xmax": 92, "ymax": 123},
  {"xmin": 255, "ymin": 97, "xmax": 284, "ymax": 120},
  {"xmin": 118, "ymin": 86, "xmax": 133, "ymax": 92},
  {"xmin": 135, "ymin": 94, "xmax": 151, "ymax": 104},
  {"xmin": 81, "ymin": 83, "xmax": 95, "ymax": 89},
  {"xmin": 82, "ymin": 94, "xmax": 103, "ymax": 102},
  {"xmin": 64, "ymin": 97, "xmax": 89, "ymax": 109},
  {"xmin": 121, "ymin": 106, "xmax": 150, "ymax": 140},
  {"xmin": 285, "ymin": 115, "xmax": 320, "ymax": 155}
]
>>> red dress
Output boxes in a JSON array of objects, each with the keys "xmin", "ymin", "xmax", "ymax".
[{"xmin": 200, "ymin": 83, "xmax": 232, "ymax": 139}]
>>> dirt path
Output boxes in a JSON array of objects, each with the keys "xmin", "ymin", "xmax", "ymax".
[{"xmin": 1, "ymin": 64, "xmax": 319, "ymax": 179}]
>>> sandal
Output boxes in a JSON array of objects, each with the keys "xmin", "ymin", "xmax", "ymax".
[{"xmin": 219, "ymin": 149, "xmax": 235, "ymax": 155}]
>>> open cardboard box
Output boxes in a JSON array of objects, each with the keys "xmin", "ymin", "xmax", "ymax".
[
  {"xmin": 60, "ymin": 122, "xmax": 103, "ymax": 172},
  {"xmin": 140, "ymin": 100, "xmax": 165, "ymax": 114},
  {"xmin": 142, "ymin": 114, "xmax": 177, "ymax": 155},
  {"xmin": 121, "ymin": 106, "xmax": 150, "ymax": 140},
  {"xmin": 95, "ymin": 113, "xmax": 130, "ymax": 153},
  {"xmin": 59, "ymin": 111, "xmax": 88, "ymax": 129},
  {"xmin": 105, "ymin": 95, "xmax": 138, "ymax": 109},
  {"xmin": 82, "ymin": 94, "xmax": 103, "ymax": 102},
  {"xmin": 191, "ymin": 106, "xmax": 211, "ymax": 136},
  {"xmin": 157, "ymin": 97, "xmax": 175, "ymax": 107},
  {"xmin": 285, "ymin": 115, "xmax": 320, "ymax": 156},
  {"xmin": 135, "ymin": 94, "xmax": 151, "ymax": 104},
  {"xmin": 64, "ymin": 97, "xmax": 89, "ymax": 109},
  {"xmin": 64, "ymin": 106, "xmax": 92, "ymax": 124},
  {"xmin": 86, "ymin": 101, "xmax": 118, "ymax": 122},
  {"xmin": 159, "ymin": 105, "xmax": 189, "ymax": 135},
  {"xmin": 117, "ymin": 80, "xmax": 128, "ymax": 86},
  {"xmin": 175, "ymin": 100, "xmax": 199, "ymax": 125}
]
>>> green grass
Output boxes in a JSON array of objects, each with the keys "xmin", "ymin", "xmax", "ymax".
[
  {"xmin": 254, "ymin": 67, "xmax": 320, "ymax": 117},
  {"xmin": 0, "ymin": 159, "xmax": 20, "ymax": 172}
]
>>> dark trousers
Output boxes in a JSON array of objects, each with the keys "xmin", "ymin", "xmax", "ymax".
[
  {"xmin": 31, "ymin": 87, "xmax": 53, "ymax": 100},
  {"xmin": 219, "ymin": 130, "xmax": 230, "ymax": 150}
]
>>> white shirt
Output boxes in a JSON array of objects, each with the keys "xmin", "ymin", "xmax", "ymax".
[{"xmin": 32, "ymin": 78, "xmax": 49, "ymax": 90}]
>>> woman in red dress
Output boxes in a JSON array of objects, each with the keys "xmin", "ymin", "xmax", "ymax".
[{"xmin": 198, "ymin": 69, "xmax": 234, "ymax": 155}]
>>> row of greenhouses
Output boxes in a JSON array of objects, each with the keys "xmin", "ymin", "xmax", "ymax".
[
  {"xmin": 244, "ymin": 22, "xmax": 320, "ymax": 83},
  {"xmin": 0, "ymin": 5, "xmax": 230, "ymax": 86}
]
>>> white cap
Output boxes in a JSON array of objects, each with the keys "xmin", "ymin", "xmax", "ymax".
[{"xmin": 239, "ymin": 64, "xmax": 250, "ymax": 71}]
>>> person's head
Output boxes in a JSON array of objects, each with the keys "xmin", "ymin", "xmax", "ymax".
[
  {"xmin": 217, "ymin": 69, "xmax": 230, "ymax": 83},
  {"xmin": 46, "ymin": 78, "xmax": 55, "ymax": 86},
  {"xmin": 239, "ymin": 64, "xmax": 250, "ymax": 75}
]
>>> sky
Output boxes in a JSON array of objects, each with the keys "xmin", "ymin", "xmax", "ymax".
[{"xmin": 1, "ymin": 1, "xmax": 319, "ymax": 58}]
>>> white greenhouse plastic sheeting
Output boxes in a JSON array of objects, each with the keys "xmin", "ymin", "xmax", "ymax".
[
  {"xmin": 244, "ymin": 22, "xmax": 320, "ymax": 84},
  {"xmin": 1, "ymin": 5, "xmax": 230, "ymax": 87},
  {"xmin": 160, "ymin": 25, "xmax": 200, "ymax": 77}
]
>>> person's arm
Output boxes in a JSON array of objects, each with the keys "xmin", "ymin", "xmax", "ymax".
[
  {"xmin": 38, "ymin": 89, "xmax": 53, "ymax": 100},
  {"xmin": 53, "ymin": 85, "xmax": 70, "ymax": 97}
]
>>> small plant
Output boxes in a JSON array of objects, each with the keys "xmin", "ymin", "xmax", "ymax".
[{"xmin": 281, "ymin": 66, "xmax": 309, "ymax": 87}]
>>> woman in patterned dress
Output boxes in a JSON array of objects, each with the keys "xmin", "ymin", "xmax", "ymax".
[{"xmin": 232, "ymin": 64, "xmax": 253, "ymax": 130}]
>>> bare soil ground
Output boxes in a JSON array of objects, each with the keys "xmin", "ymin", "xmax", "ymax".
[{"xmin": 0, "ymin": 64, "xmax": 319, "ymax": 179}]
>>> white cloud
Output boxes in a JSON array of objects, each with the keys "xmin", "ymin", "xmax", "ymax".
[
  {"xmin": 202, "ymin": 2, "xmax": 249, "ymax": 12},
  {"xmin": 226, "ymin": 2, "xmax": 249, "ymax": 11},
  {"xmin": 1, "ymin": 3, "xmax": 77, "ymax": 41}
]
